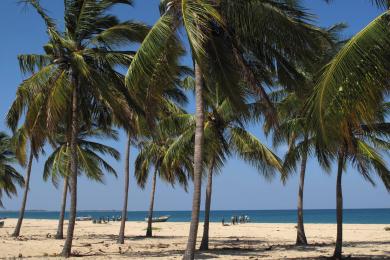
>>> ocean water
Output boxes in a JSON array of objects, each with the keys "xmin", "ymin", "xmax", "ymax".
[{"xmin": 1, "ymin": 208, "xmax": 389, "ymax": 224}]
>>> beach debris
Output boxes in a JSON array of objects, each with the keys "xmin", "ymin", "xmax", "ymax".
[
  {"xmin": 98, "ymin": 248, "xmax": 111, "ymax": 254},
  {"xmin": 72, "ymin": 249, "xmax": 94, "ymax": 257},
  {"xmin": 72, "ymin": 250, "xmax": 81, "ymax": 256},
  {"xmin": 46, "ymin": 233, "xmax": 51, "ymax": 238},
  {"xmin": 384, "ymin": 227, "xmax": 390, "ymax": 231},
  {"xmin": 73, "ymin": 243, "xmax": 92, "ymax": 247},
  {"xmin": 157, "ymin": 243, "xmax": 169, "ymax": 248},
  {"xmin": 118, "ymin": 245, "xmax": 132, "ymax": 254},
  {"xmin": 87, "ymin": 240, "xmax": 104, "ymax": 245},
  {"xmin": 15, "ymin": 236, "xmax": 28, "ymax": 241},
  {"xmin": 18, "ymin": 253, "xmax": 23, "ymax": 258}
]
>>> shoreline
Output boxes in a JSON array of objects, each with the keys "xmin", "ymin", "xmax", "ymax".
[
  {"xmin": 2, "ymin": 208, "xmax": 390, "ymax": 225},
  {"xmin": 3, "ymin": 217, "xmax": 390, "ymax": 225},
  {"xmin": 1, "ymin": 219, "xmax": 389, "ymax": 259},
  {"xmin": 2, "ymin": 207, "xmax": 389, "ymax": 212}
]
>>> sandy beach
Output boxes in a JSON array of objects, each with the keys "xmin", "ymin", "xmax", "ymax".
[{"xmin": 0, "ymin": 219, "xmax": 389, "ymax": 259}]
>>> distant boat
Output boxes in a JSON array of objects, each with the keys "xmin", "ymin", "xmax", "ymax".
[
  {"xmin": 145, "ymin": 215, "xmax": 170, "ymax": 223},
  {"xmin": 76, "ymin": 216, "xmax": 92, "ymax": 221}
]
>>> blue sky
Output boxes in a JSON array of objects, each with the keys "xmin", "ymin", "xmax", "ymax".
[{"xmin": 0, "ymin": 0, "xmax": 389, "ymax": 211}]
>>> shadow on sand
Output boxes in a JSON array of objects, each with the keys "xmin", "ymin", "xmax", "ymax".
[{"xmin": 63, "ymin": 234, "xmax": 390, "ymax": 259}]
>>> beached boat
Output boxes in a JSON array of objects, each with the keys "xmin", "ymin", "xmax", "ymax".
[
  {"xmin": 144, "ymin": 215, "xmax": 170, "ymax": 223},
  {"xmin": 76, "ymin": 216, "xmax": 92, "ymax": 221}
]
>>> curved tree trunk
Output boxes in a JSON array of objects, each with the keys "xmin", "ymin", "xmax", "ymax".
[
  {"xmin": 296, "ymin": 138, "xmax": 308, "ymax": 246},
  {"xmin": 199, "ymin": 160, "xmax": 214, "ymax": 251},
  {"xmin": 117, "ymin": 136, "xmax": 131, "ymax": 244},
  {"xmin": 333, "ymin": 151, "xmax": 344, "ymax": 259},
  {"xmin": 146, "ymin": 169, "xmax": 158, "ymax": 237},
  {"xmin": 183, "ymin": 62, "xmax": 205, "ymax": 260},
  {"xmin": 55, "ymin": 176, "xmax": 69, "ymax": 239},
  {"xmin": 12, "ymin": 151, "xmax": 34, "ymax": 237},
  {"xmin": 61, "ymin": 77, "xmax": 79, "ymax": 258}
]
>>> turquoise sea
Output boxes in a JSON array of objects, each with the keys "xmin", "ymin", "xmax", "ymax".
[{"xmin": 1, "ymin": 208, "xmax": 389, "ymax": 224}]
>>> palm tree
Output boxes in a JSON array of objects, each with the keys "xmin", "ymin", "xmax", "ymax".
[
  {"xmin": 126, "ymin": 2, "xmax": 241, "ymax": 256},
  {"xmin": 197, "ymin": 90, "xmax": 283, "ymax": 250},
  {"xmin": 134, "ymin": 126, "xmax": 192, "ymax": 237},
  {"xmin": 164, "ymin": 85, "xmax": 283, "ymax": 250},
  {"xmin": 266, "ymin": 25, "xmax": 346, "ymax": 245},
  {"xmin": 117, "ymin": 133, "xmax": 132, "ymax": 244},
  {"xmin": 331, "ymin": 120, "xmax": 390, "ymax": 259},
  {"xmin": 273, "ymin": 92, "xmax": 332, "ymax": 245},
  {"xmin": 307, "ymin": 3, "xmax": 390, "ymax": 257},
  {"xmin": 11, "ymin": 127, "xmax": 38, "ymax": 237},
  {"xmin": 117, "ymin": 32, "xmax": 189, "ymax": 244},
  {"xmin": 44, "ymin": 125, "xmax": 120, "ymax": 239},
  {"xmin": 8, "ymin": 1, "xmax": 148, "ymax": 256},
  {"xmin": 9, "ymin": 98, "xmax": 49, "ymax": 238},
  {"xmin": 0, "ymin": 132, "xmax": 24, "ymax": 208},
  {"xmin": 126, "ymin": 1, "xmax": 327, "ymax": 257}
]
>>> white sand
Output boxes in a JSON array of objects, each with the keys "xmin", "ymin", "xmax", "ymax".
[{"xmin": 0, "ymin": 219, "xmax": 389, "ymax": 259}]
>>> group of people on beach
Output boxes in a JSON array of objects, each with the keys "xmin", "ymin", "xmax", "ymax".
[
  {"xmin": 222, "ymin": 215, "xmax": 250, "ymax": 226},
  {"xmin": 92, "ymin": 216, "xmax": 124, "ymax": 224}
]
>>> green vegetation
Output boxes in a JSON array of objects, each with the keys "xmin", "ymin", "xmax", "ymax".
[{"xmin": 2, "ymin": 1, "xmax": 390, "ymax": 260}]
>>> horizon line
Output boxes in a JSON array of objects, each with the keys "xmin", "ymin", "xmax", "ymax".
[{"xmin": 1, "ymin": 207, "xmax": 389, "ymax": 213}]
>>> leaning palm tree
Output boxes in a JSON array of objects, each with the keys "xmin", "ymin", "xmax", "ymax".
[
  {"xmin": 117, "ymin": 130, "xmax": 133, "ymax": 244},
  {"xmin": 10, "ymin": 127, "xmax": 35, "ymax": 237},
  {"xmin": 10, "ymin": 113, "xmax": 48, "ymax": 237},
  {"xmin": 8, "ymin": 0, "xmax": 148, "ymax": 256},
  {"xmin": 127, "ymin": 1, "xmax": 327, "ymax": 257},
  {"xmin": 44, "ymin": 125, "xmax": 120, "ymax": 239},
  {"xmin": 0, "ymin": 132, "xmax": 24, "ymax": 208},
  {"xmin": 134, "ymin": 127, "xmax": 192, "ymax": 237}
]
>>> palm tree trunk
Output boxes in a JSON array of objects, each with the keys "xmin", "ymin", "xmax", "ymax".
[
  {"xmin": 62, "ymin": 76, "xmax": 79, "ymax": 258},
  {"xmin": 12, "ymin": 151, "xmax": 34, "ymax": 237},
  {"xmin": 333, "ymin": 151, "xmax": 344, "ymax": 259},
  {"xmin": 183, "ymin": 62, "xmax": 205, "ymax": 260},
  {"xmin": 55, "ymin": 176, "xmax": 68, "ymax": 239},
  {"xmin": 199, "ymin": 159, "xmax": 214, "ymax": 251},
  {"xmin": 296, "ymin": 137, "xmax": 308, "ymax": 246},
  {"xmin": 146, "ymin": 168, "xmax": 158, "ymax": 237},
  {"xmin": 117, "ymin": 136, "xmax": 131, "ymax": 244}
]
